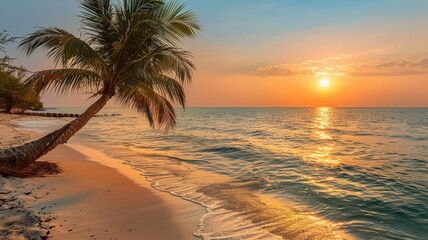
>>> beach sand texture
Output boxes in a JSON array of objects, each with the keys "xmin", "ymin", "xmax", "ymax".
[{"xmin": 0, "ymin": 113, "xmax": 204, "ymax": 240}]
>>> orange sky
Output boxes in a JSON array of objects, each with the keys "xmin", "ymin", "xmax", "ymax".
[{"xmin": 183, "ymin": 13, "xmax": 428, "ymax": 107}]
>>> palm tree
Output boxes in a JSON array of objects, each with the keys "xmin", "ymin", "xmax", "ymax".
[{"xmin": 0, "ymin": 0, "xmax": 199, "ymax": 169}]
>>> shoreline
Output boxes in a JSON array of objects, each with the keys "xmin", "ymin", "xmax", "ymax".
[{"xmin": 0, "ymin": 113, "xmax": 204, "ymax": 239}]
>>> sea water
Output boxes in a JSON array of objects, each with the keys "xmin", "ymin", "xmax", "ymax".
[{"xmin": 14, "ymin": 107, "xmax": 428, "ymax": 239}]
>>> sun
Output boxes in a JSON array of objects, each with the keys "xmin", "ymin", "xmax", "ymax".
[{"xmin": 319, "ymin": 78, "xmax": 330, "ymax": 88}]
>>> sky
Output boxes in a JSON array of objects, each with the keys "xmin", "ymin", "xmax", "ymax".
[{"xmin": 1, "ymin": 0, "xmax": 427, "ymax": 107}]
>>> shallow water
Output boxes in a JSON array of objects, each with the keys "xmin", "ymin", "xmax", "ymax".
[{"xmin": 15, "ymin": 107, "xmax": 428, "ymax": 239}]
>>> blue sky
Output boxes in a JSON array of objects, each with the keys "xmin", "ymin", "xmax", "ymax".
[{"xmin": 183, "ymin": 0, "xmax": 428, "ymax": 43}]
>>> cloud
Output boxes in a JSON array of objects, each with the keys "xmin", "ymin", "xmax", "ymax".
[
  {"xmin": 360, "ymin": 45, "xmax": 401, "ymax": 56},
  {"xmin": 348, "ymin": 58, "xmax": 428, "ymax": 76},
  {"xmin": 255, "ymin": 46, "xmax": 402, "ymax": 77},
  {"xmin": 256, "ymin": 55, "xmax": 428, "ymax": 78},
  {"xmin": 256, "ymin": 55, "xmax": 350, "ymax": 77}
]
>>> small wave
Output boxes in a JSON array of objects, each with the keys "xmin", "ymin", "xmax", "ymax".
[
  {"xmin": 203, "ymin": 146, "xmax": 243, "ymax": 153},
  {"xmin": 200, "ymin": 145, "xmax": 263, "ymax": 162},
  {"xmin": 248, "ymin": 130, "xmax": 272, "ymax": 137}
]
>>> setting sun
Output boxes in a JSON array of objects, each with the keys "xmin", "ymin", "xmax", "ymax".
[{"xmin": 320, "ymin": 79, "xmax": 330, "ymax": 88}]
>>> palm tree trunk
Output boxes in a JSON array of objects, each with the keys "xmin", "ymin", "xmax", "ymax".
[
  {"xmin": 4, "ymin": 103, "xmax": 12, "ymax": 113},
  {"xmin": 0, "ymin": 93, "xmax": 113, "ymax": 168},
  {"xmin": 4, "ymin": 96, "xmax": 13, "ymax": 113}
]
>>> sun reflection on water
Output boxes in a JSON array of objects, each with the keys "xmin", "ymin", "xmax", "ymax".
[{"xmin": 305, "ymin": 107, "xmax": 340, "ymax": 166}]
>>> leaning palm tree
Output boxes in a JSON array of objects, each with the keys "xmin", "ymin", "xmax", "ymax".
[{"xmin": 0, "ymin": 0, "xmax": 199, "ymax": 169}]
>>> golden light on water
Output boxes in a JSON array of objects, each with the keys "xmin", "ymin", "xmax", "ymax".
[
  {"xmin": 304, "ymin": 107, "xmax": 340, "ymax": 166},
  {"xmin": 314, "ymin": 107, "xmax": 330, "ymax": 130}
]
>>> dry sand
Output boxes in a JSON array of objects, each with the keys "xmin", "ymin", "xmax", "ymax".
[
  {"xmin": 0, "ymin": 113, "xmax": 204, "ymax": 240},
  {"xmin": 0, "ymin": 114, "xmax": 32, "ymax": 148}
]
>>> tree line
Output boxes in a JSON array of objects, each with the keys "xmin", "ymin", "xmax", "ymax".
[{"xmin": 0, "ymin": 31, "xmax": 43, "ymax": 113}]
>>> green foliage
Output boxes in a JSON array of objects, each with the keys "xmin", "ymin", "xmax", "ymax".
[
  {"xmin": 0, "ymin": 71, "xmax": 44, "ymax": 113},
  {"xmin": 19, "ymin": 0, "xmax": 200, "ymax": 130},
  {"xmin": 0, "ymin": 72, "xmax": 21, "ymax": 107},
  {"xmin": 29, "ymin": 96, "xmax": 44, "ymax": 111},
  {"xmin": 0, "ymin": 31, "xmax": 44, "ymax": 113}
]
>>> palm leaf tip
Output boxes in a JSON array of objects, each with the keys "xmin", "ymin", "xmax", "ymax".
[
  {"xmin": 116, "ymin": 84, "xmax": 177, "ymax": 131},
  {"xmin": 158, "ymin": 0, "xmax": 201, "ymax": 41}
]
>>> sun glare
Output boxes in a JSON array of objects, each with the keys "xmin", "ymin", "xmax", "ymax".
[{"xmin": 320, "ymin": 79, "xmax": 330, "ymax": 88}]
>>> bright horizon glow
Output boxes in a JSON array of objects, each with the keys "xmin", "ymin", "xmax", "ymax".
[{"xmin": 319, "ymin": 79, "xmax": 330, "ymax": 88}]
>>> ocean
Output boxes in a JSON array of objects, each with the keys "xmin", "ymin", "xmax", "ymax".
[{"xmin": 14, "ymin": 107, "xmax": 428, "ymax": 239}]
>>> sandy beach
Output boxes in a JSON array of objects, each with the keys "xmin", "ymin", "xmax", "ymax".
[{"xmin": 0, "ymin": 113, "xmax": 204, "ymax": 240}]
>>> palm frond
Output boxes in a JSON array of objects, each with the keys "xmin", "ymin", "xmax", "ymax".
[
  {"xmin": 156, "ymin": 0, "xmax": 200, "ymax": 42},
  {"xmin": 127, "ymin": 71, "xmax": 186, "ymax": 107},
  {"xmin": 25, "ymin": 69, "xmax": 103, "ymax": 95},
  {"xmin": 109, "ymin": 0, "xmax": 161, "ymax": 68},
  {"xmin": 118, "ymin": 45, "xmax": 195, "ymax": 86},
  {"xmin": 122, "ymin": 0, "xmax": 161, "ymax": 18},
  {"xmin": 156, "ymin": 47, "xmax": 195, "ymax": 84},
  {"xmin": 79, "ymin": 0, "xmax": 117, "ymax": 59},
  {"xmin": 150, "ymin": 75, "xmax": 186, "ymax": 107},
  {"xmin": 116, "ymin": 81, "xmax": 176, "ymax": 131},
  {"xmin": 18, "ymin": 28, "xmax": 106, "ymax": 71}
]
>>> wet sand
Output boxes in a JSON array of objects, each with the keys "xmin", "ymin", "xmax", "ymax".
[{"xmin": 0, "ymin": 113, "xmax": 204, "ymax": 239}]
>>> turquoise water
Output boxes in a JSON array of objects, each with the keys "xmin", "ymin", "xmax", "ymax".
[{"xmin": 17, "ymin": 108, "xmax": 428, "ymax": 239}]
